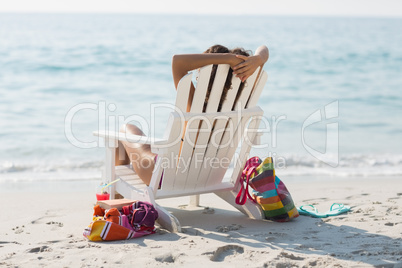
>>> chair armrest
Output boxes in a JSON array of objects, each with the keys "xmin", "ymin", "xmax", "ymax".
[{"xmin": 93, "ymin": 130, "xmax": 166, "ymax": 147}]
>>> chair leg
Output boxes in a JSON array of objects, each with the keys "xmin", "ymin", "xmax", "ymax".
[
  {"xmin": 143, "ymin": 188, "xmax": 181, "ymax": 233},
  {"xmin": 105, "ymin": 139, "xmax": 117, "ymax": 199},
  {"xmin": 189, "ymin": 195, "xmax": 200, "ymax": 207},
  {"xmin": 214, "ymin": 190, "xmax": 264, "ymax": 220},
  {"xmin": 117, "ymin": 183, "xmax": 181, "ymax": 232},
  {"xmin": 154, "ymin": 204, "xmax": 181, "ymax": 233}
]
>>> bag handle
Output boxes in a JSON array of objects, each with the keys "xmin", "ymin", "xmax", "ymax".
[
  {"xmin": 235, "ymin": 157, "xmax": 261, "ymax": 205},
  {"xmin": 235, "ymin": 166, "xmax": 257, "ymax": 205}
]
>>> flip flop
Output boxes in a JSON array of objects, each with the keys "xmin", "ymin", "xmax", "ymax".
[
  {"xmin": 297, "ymin": 205, "xmax": 328, "ymax": 218},
  {"xmin": 325, "ymin": 203, "xmax": 351, "ymax": 216}
]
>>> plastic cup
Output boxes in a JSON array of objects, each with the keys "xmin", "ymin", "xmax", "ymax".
[{"xmin": 96, "ymin": 193, "xmax": 110, "ymax": 201}]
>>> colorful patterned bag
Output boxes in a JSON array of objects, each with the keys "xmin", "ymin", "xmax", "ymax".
[{"xmin": 236, "ymin": 157, "xmax": 299, "ymax": 222}]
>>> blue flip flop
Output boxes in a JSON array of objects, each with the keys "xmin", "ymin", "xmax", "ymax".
[
  {"xmin": 297, "ymin": 203, "xmax": 351, "ymax": 218},
  {"xmin": 325, "ymin": 203, "xmax": 351, "ymax": 216},
  {"xmin": 297, "ymin": 204, "xmax": 328, "ymax": 218}
]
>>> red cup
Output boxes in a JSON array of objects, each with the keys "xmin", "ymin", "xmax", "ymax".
[{"xmin": 96, "ymin": 193, "xmax": 110, "ymax": 201}]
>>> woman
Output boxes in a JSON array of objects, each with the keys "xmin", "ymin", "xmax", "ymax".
[{"xmin": 117, "ymin": 45, "xmax": 269, "ymax": 185}]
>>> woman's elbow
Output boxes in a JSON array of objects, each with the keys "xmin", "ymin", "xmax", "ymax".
[
  {"xmin": 172, "ymin": 54, "xmax": 184, "ymax": 66},
  {"xmin": 172, "ymin": 54, "xmax": 177, "ymax": 67},
  {"xmin": 258, "ymin": 45, "xmax": 269, "ymax": 63}
]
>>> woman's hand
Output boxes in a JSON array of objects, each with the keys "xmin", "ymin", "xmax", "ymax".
[
  {"xmin": 228, "ymin": 55, "xmax": 245, "ymax": 70},
  {"xmin": 233, "ymin": 45, "xmax": 269, "ymax": 82},
  {"xmin": 232, "ymin": 55, "xmax": 263, "ymax": 82}
]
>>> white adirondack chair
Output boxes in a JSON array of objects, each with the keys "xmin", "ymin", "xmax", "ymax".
[{"xmin": 94, "ymin": 64, "xmax": 268, "ymax": 232}]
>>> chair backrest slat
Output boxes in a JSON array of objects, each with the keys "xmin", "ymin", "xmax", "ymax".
[
  {"xmin": 233, "ymin": 67, "xmax": 260, "ymax": 111},
  {"xmin": 190, "ymin": 65, "xmax": 213, "ymax": 113},
  {"xmin": 221, "ymin": 75, "xmax": 242, "ymax": 112},
  {"xmin": 205, "ymin": 114, "xmax": 247, "ymax": 186},
  {"xmin": 175, "ymin": 73, "xmax": 193, "ymax": 112},
  {"xmin": 205, "ymin": 64, "xmax": 230, "ymax": 112},
  {"xmin": 172, "ymin": 65, "xmax": 213, "ymax": 190},
  {"xmin": 247, "ymin": 71, "xmax": 268, "ymax": 108},
  {"xmin": 184, "ymin": 64, "xmax": 230, "ymax": 190},
  {"xmin": 230, "ymin": 114, "xmax": 263, "ymax": 187},
  {"xmin": 158, "ymin": 114, "xmax": 184, "ymax": 190}
]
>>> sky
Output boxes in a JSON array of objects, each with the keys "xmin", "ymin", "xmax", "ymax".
[{"xmin": 0, "ymin": 0, "xmax": 401, "ymax": 17}]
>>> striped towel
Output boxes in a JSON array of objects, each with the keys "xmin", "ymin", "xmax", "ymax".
[{"xmin": 83, "ymin": 201, "xmax": 157, "ymax": 241}]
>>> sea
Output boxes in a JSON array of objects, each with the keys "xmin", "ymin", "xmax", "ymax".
[{"xmin": 1, "ymin": 13, "xmax": 401, "ymax": 184}]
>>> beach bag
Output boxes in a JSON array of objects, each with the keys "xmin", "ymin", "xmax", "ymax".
[
  {"xmin": 83, "ymin": 201, "xmax": 158, "ymax": 241},
  {"xmin": 236, "ymin": 157, "xmax": 299, "ymax": 222}
]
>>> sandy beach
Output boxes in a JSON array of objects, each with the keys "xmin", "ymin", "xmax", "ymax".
[{"xmin": 1, "ymin": 176, "xmax": 401, "ymax": 267}]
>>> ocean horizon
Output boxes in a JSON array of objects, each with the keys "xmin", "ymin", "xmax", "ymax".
[{"xmin": 1, "ymin": 13, "xmax": 401, "ymax": 182}]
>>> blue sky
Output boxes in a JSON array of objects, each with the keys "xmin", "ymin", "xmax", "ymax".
[{"xmin": 1, "ymin": 0, "xmax": 401, "ymax": 17}]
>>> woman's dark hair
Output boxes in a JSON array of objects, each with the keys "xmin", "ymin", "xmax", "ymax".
[
  {"xmin": 203, "ymin": 45, "xmax": 250, "ymax": 112},
  {"xmin": 203, "ymin": 44, "xmax": 230, "ymax": 54},
  {"xmin": 229, "ymin": 47, "xmax": 251, "ymax": 109}
]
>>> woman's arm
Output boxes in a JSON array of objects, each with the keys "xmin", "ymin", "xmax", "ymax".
[
  {"xmin": 172, "ymin": 53, "xmax": 243, "ymax": 89},
  {"xmin": 232, "ymin": 45, "xmax": 269, "ymax": 82}
]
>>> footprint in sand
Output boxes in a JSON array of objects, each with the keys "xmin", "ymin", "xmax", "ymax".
[
  {"xmin": 0, "ymin": 241, "xmax": 21, "ymax": 245},
  {"xmin": 181, "ymin": 227, "xmax": 205, "ymax": 236},
  {"xmin": 301, "ymin": 197, "xmax": 328, "ymax": 203},
  {"xmin": 279, "ymin": 251, "xmax": 305, "ymax": 261},
  {"xmin": 4, "ymin": 252, "xmax": 16, "ymax": 259},
  {"xmin": 202, "ymin": 207, "xmax": 215, "ymax": 214},
  {"xmin": 26, "ymin": 246, "xmax": 51, "ymax": 253},
  {"xmin": 31, "ymin": 210, "xmax": 60, "ymax": 225},
  {"xmin": 345, "ymin": 193, "xmax": 370, "ymax": 200},
  {"xmin": 386, "ymin": 206, "xmax": 399, "ymax": 213},
  {"xmin": 265, "ymin": 236, "xmax": 276, "ymax": 241},
  {"xmin": 12, "ymin": 225, "xmax": 25, "ymax": 234},
  {"xmin": 267, "ymin": 231, "xmax": 288, "ymax": 237},
  {"xmin": 209, "ymin": 245, "xmax": 244, "ymax": 262},
  {"xmin": 46, "ymin": 221, "xmax": 63, "ymax": 227},
  {"xmin": 155, "ymin": 253, "xmax": 175, "ymax": 263},
  {"xmin": 216, "ymin": 224, "xmax": 243, "ymax": 233}
]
